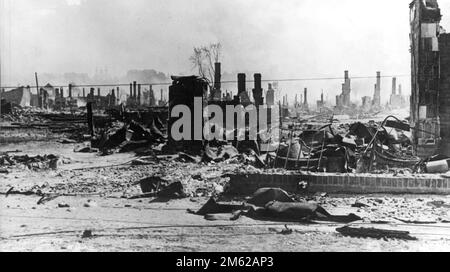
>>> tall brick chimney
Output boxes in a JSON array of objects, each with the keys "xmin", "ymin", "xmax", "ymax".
[
  {"xmin": 138, "ymin": 84, "xmax": 142, "ymax": 105},
  {"xmin": 392, "ymin": 77, "xmax": 397, "ymax": 95},
  {"xmin": 254, "ymin": 73, "xmax": 262, "ymax": 90},
  {"xmin": 266, "ymin": 83, "xmax": 275, "ymax": 106},
  {"xmin": 373, "ymin": 71, "xmax": 381, "ymax": 107},
  {"xmin": 304, "ymin": 88, "xmax": 308, "ymax": 106},
  {"xmin": 214, "ymin": 62, "xmax": 221, "ymax": 91},
  {"xmin": 377, "ymin": 71, "xmax": 381, "ymax": 85},
  {"xmin": 129, "ymin": 83, "xmax": 133, "ymax": 98},
  {"xmin": 238, "ymin": 73, "xmax": 246, "ymax": 95},
  {"xmin": 252, "ymin": 73, "xmax": 263, "ymax": 105},
  {"xmin": 68, "ymin": 84, "xmax": 72, "ymax": 98}
]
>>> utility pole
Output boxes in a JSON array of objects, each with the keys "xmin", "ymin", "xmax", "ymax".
[{"xmin": 35, "ymin": 72, "xmax": 41, "ymax": 109}]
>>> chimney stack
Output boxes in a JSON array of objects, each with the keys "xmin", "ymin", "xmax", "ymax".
[
  {"xmin": 392, "ymin": 77, "xmax": 397, "ymax": 95},
  {"xmin": 252, "ymin": 73, "xmax": 263, "ymax": 105},
  {"xmin": 304, "ymin": 88, "xmax": 308, "ymax": 105},
  {"xmin": 214, "ymin": 62, "xmax": 221, "ymax": 91},
  {"xmin": 254, "ymin": 73, "xmax": 262, "ymax": 90},
  {"xmin": 133, "ymin": 81, "xmax": 137, "ymax": 99},
  {"xmin": 373, "ymin": 71, "xmax": 381, "ymax": 107},
  {"xmin": 68, "ymin": 84, "xmax": 72, "ymax": 98},
  {"xmin": 138, "ymin": 84, "xmax": 141, "ymax": 105},
  {"xmin": 345, "ymin": 70, "xmax": 349, "ymax": 80},
  {"xmin": 238, "ymin": 73, "xmax": 246, "ymax": 95},
  {"xmin": 376, "ymin": 72, "xmax": 381, "ymax": 88}
]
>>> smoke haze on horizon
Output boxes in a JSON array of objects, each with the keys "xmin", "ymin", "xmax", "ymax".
[{"xmin": 2, "ymin": 0, "xmax": 450, "ymax": 103}]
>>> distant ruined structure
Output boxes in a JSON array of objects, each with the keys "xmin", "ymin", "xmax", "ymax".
[
  {"xmin": 372, "ymin": 71, "xmax": 381, "ymax": 108},
  {"xmin": 335, "ymin": 70, "xmax": 351, "ymax": 109},
  {"xmin": 266, "ymin": 83, "xmax": 275, "ymax": 106},
  {"xmin": 389, "ymin": 77, "xmax": 408, "ymax": 109}
]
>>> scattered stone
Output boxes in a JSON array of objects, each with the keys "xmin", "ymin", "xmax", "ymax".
[
  {"xmin": 192, "ymin": 174, "xmax": 203, "ymax": 180},
  {"xmin": 58, "ymin": 203, "xmax": 70, "ymax": 208},
  {"xmin": 59, "ymin": 138, "xmax": 77, "ymax": 144},
  {"xmin": 336, "ymin": 226, "xmax": 417, "ymax": 241},
  {"xmin": 84, "ymin": 200, "xmax": 98, "ymax": 208},
  {"xmin": 352, "ymin": 201, "xmax": 370, "ymax": 208},
  {"xmin": 214, "ymin": 185, "xmax": 224, "ymax": 195},
  {"xmin": 81, "ymin": 230, "xmax": 93, "ymax": 239},
  {"xmin": 74, "ymin": 147, "xmax": 99, "ymax": 153},
  {"xmin": 427, "ymin": 200, "xmax": 450, "ymax": 209}
]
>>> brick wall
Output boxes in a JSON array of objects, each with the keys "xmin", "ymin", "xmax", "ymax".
[{"xmin": 227, "ymin": 173, "xmax": 450, "ymax": 195}]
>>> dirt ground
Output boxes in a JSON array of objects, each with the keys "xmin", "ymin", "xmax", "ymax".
[{"xmin": 2, "ymin": 141, "xmax": 450, "ymax": 252}]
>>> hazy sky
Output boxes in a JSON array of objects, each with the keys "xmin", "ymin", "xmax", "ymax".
[{"xmin": 2, "ymin": 0, "xmax": 450, "ymax": 103}]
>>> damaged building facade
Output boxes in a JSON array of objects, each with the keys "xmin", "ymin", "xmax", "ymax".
[{"xmin": 409, "ymin": 0, "xmax": 450, "ymax": 157}]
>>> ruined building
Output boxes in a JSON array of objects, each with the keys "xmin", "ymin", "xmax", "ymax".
[
  {"xmin": 335, "ymin": 70, "xmax": 351, "ymax": 109},
  {"xmin": 409, "ymin": 0, "xmax": 450, "ymax": 157},
  {"xmin": 1, "ymin": 86, "xmax": 32, "ymax": 107},
  {"xmin": 361, "ymin": 96, "xmax": 372, "ymax": 112}
]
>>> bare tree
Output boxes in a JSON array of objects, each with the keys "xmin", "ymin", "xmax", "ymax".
[{"xmin": 189, "ymin": 43, "xmax": 222, "ymax": 88}]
